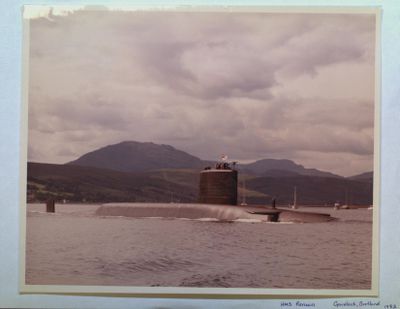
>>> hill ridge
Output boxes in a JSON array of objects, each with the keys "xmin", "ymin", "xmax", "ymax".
[
  {"xmin": 67, "ymin": 140, "xmax": 204, "ymax": 172},
  {"xmin": 27, "ymin": 161, "xmax": 373, "ymax": 205},
  {"xmin": 66, "ymin": 140, "xmax": 345, "ymax": 178}
]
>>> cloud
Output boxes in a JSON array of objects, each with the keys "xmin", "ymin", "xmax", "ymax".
[{"xmin": 27, "ymin": 10, "xmax": 376, "ymax": 176}]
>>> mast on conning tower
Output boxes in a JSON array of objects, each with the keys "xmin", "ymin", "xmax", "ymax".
[{"xmin": 292, "ymin": 186, "xmax": 298, "ymax": 209}]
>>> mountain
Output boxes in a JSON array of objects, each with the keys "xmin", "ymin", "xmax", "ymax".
[
  {"xmin": 27, "ymin": 141, "xmax": 373, "ymax": 205},
  {"xmin": 67, "ymin": 141, "xmax": 340, "ymax": 178},
  {"xmin": 241, "ymin": 159, "xmax": 341, "ymax": 178},
  {"xmin": 261, "ymin": 169, "xmax": 303, "ymax": 177},
  {"xmin": 67, "ymin": 141, "xmax": 205, "ymax": 172},
  {"xmin": 27, "ymin": 162, "xmax": 372, "ymax": 206},
  {"xmin": 348, "ymin": 171, "xmax": 373, "ymax": 182}
]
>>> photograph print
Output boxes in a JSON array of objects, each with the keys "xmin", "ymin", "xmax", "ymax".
[{"xmin": 22, "ymin": 6, "xmax": 379, "ymax": 295}]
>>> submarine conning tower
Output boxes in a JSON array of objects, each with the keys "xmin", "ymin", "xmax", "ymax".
[{"xmin": 198, "ymin": 159, "xmax": 238, "ymax": 205}]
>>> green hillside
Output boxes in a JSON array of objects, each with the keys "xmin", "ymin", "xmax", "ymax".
[
  {"xmin": 27, "ymin": 162, "xmax": 372, "ymax": 206},
  {"xmin": 27, "ymin": 163, "xmax": 198, "ymax": 203},
  {"xmin": 246, "ymin": 176, "xmax": 373, "ymax": 205}
]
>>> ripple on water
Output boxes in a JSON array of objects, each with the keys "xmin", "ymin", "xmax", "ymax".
[{"xmin": 25, "ymin": 205, "xmax": 373, "ymax": 289}]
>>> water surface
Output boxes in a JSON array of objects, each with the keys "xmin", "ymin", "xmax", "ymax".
[{"xmin": 25, "ymin": 204, "xmax": 372, "ymax": 289}]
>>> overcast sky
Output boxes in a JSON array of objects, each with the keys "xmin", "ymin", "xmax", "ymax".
[{"xmin": 27, "ymin": 9, "xmax": 376, "ymax": 176}]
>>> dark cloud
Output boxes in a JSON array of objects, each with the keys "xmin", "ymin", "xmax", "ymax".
[{"xmin": 27, "ymin": 9, "xmax": 376, "ymax": 176}]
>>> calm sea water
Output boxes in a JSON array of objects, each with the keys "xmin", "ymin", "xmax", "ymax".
[{"xmin": 25, "ymin": 204, "xmax": 373, "ymax": 289}]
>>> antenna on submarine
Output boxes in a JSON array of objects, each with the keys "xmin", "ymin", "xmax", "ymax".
[
  {"xmin": 241, "ymin": 176, "xmax": 247, "ymax": 206},
  {"xmin": 292, "ymin": 186, "xmax": 298, "ymax": 209},
  {"xmin": 236, "ymin": 161, "xmax": 246, "ymax": 206}
]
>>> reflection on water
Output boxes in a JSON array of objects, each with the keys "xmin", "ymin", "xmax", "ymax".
[{"xmin": 25, "ymin": 204, "xmax": 373, "ymax": 289}]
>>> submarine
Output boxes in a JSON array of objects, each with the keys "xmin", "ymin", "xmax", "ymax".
[{"xmin": 95, "ymin": 157, "xmax": 335, "ymax": 223}]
